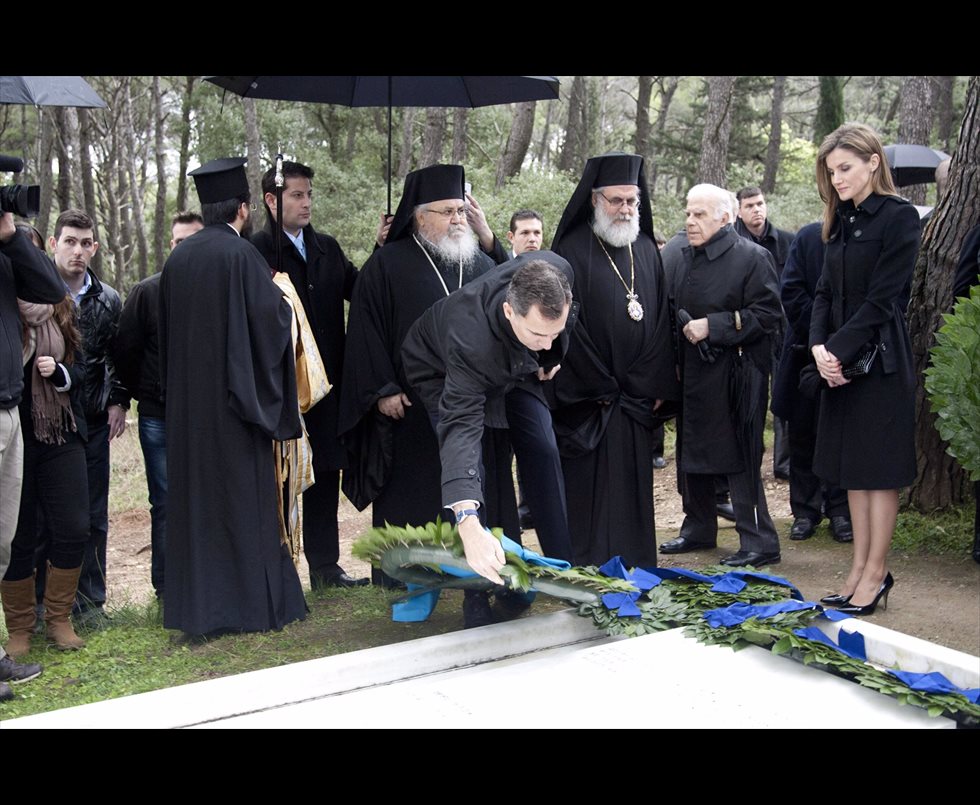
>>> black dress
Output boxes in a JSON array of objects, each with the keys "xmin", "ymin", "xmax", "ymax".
[{"xmin": 809, "ymin": 194, "xmax": 921, "ymax": 490}]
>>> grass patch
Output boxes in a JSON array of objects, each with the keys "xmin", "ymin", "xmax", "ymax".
[
  {"xmin": 2, "ymin": 585, "xmax": 547, "ymax": 722},
  {"xmin": 893, "ymin": 505, "xmax": 974, "ymax": 555}
]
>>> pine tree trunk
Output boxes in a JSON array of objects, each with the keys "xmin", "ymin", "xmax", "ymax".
[
  {"xmin": 152, "ymin": 76, "xmax": 168, "ymax": 275},
  {"xmin": 242, "ymin": 98, "xmax": 263, "ymax": 212},
  {"xmin": 452, "ymin": 108, "xmax": 468, "ymax": 164},
  {"xmin": 907, "ymin": 76, "xmax": 979, "ymax": 510},
  {"xmin": 77, "ymin": 107, "xmax": 102, "ymax": 275},
  {"xmin": 175, "ymin": 76, "xmax": 196, "ymax": 213},
  {"xmin": 36, "ymin": 110, "xmax": 55, "ymax": 241},
  {"xmin": 496, "ymin": 101, "xmax": 536, "ymax": 187},
  {"xmin": 558, "ymin": 76, "xmax": 587, "ymax": 173},
  {"xmin": 649, "ymin": 77, "xmax": 679, "ymax": 194},
  {"xmin": 54, "ymin": 107, "xmax": 72, "ymax": 211},
  {"xmin": 419, "ymin": 108, "xmax": 447, "ymax": 169},
  {"xmin": 535, "ymin": 99, "xmax": 554, "ymax": 167},
  {"xmin": 899, "ymin": 76, "xmax": 934, "ymax": 205},
  {"xmin": 697, "ymin": 76, "xmax": 737, "ymax": 187},
  {"xmin": 635, "ymin": 76, "xmax": 653, "ymax": 194},
  {"xmin": 123, "ymin": 78, "xmax": 149, "ymax": 283},
  {"xmin": 762, "ymin": 76, "xmax": 786, "ymax": 195},
  {"xmin": 934, "ymin": 76, "xmax": 956, "ymax": 152},
  {"xmin": 397, "ymin": 108, "xmax": 416, "ymax": 179}
]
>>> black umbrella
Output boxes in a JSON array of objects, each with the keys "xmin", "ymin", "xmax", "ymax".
[
  {"xmin": 884, "ymin": 144, "xmax": 950, "ymax": 187},
  {"xmin": 0, "ymin": 76, "xmax": 107, "ymax": 108},
  {"xmin": 728, "ymin": 346, "xmax": 769, "ymax": 527},
  {"xmin": 204, "ymin": 75, "xmax": 560, "ymax": 212}
]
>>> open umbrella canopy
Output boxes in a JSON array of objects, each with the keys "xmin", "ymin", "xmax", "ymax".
[
  {"xmin": 0, "ymin": 76, "xmax": 107, "ymax": 108},
  {"xmin": 204, "ymin": 76, "xmax": 559, "ymax": 107},
  {"xmin": 205, "ymin": 75, "xmax": 560, "ymax": 213},
  {"xmin": 884, "ymin": 143, "xmax": 950, "ymax": 187}
]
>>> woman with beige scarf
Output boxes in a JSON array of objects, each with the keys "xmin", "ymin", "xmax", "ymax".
[{"xmin": 1, "ymin": 296, "xmax": 90, "ymax": 656}]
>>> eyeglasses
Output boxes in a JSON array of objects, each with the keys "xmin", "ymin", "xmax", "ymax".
[
  {"xmin": 596, "ymin": 191, "xmax": 640, "ymax": 210},
  {"xmin": 424, "ymin": 206, "xmax": 467, "ymax": 220}
]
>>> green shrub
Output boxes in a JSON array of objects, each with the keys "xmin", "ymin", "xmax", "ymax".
[{"xmin": 926, "ymin": 283, "xmax": 980, "ymax": 481}]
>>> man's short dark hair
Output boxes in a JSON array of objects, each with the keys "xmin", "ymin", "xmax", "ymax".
[
  {"xmin": 261, "ymin": 161, "xmax": 314, "ymax": 222},
  {"xmin": 736, "ymin": 186, "xmax": 764, "ymax": 203},
  {"xmin": 509, "ymin": 208, "xmax": 543, "ymax": 234},
  {"xmin": 201, "ymin": 193, "xmax": 250, "ymax": 227},
  {"xmin": 172, "ymin": 211, "xmax": 204, "ymax": 230},
  {"xmin": 53, "ymin": 209, "xmax": 95, "ymax": 240},
  {"xmin": 506, "ymin": 260, "xmax": 572, "ymax": 320}
]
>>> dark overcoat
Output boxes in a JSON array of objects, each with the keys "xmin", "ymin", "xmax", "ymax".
[
  {"xmin": 675, "ymin": 226, "xmax": 783, "ymax": 474},
  {"xmin": 809, "ymin": 193, "xmax": 920, "ymax": 489}
]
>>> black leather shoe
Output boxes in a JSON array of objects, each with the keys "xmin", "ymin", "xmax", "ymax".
[
  {"xmin": 830, "ymin": 515, "xmax": 854, "ymax": 543},
  {"xmin": 653, "ymin": 455, "xmax": 667, "ymax": 470},
  {"xmin": 789, "ymin": 517, "xmax": 817, "ymax": 541},
  {"xmin": 719, "ymin": 550, "xmax": 781, "ymax": 568},
  {"xmin": 312, "ymin": 571, "xmax": 369, "ymax": 589},
  {"xmin": 463, "ymin": 590, "xmax": 495, "ymax": 629},
  {"xmin": 715, "ymin": 502, "xmax": 736, "ymax": 522},
  {"xmin": 660, "ymin": 536, "xmax": 717, "ymax": 554},
  {"xmin": 519, "ymin": 511, "xmax": 535, "ymax": 530},
  {"xmin": 492, "ymin": 590, "xmax": 532, "ymax": 622},
  {"xmin": 819, "ymin": 592, "xmax": 852, "ymax": 606}
]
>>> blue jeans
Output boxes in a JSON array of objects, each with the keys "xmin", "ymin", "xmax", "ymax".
[{"xmin": 139, "ymin": 416, "xmax": 167, "ymax": 597}]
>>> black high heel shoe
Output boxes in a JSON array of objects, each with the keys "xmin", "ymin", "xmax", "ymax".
[
  {"xmin": 837, "ymin": 572, "xmax": 894, "ymax": 616},
  {"xmin": 820, "ymin": 592, "xmax": 852, "ymax": 606}
]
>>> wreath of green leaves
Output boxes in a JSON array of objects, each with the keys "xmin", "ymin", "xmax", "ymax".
[{"xmin": 353, "ymin": 522, "xmax": 980, "ymax": 724}]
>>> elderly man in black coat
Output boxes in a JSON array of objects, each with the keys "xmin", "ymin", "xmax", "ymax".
[
  {"xmin": 401, "ymin": 254, "xmax": 573, "ymax": 597},
  {"xmin": 660, "ymin": 183, "xmax": 784, "ymax": 568},
  {"xmin": 251, "ymin": 161, "xmax": 366, "ymax": 589}
]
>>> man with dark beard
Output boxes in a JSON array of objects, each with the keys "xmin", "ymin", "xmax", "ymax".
[
  {"xmin": 339, "ymin": 165, "xmax": 519, "ymax": 621},
  {"xmin": 550, "ymin": 153, "xmax": 678, "ymax": 568},
  {"xmin": 159, "ymin": 157, "xmax": 306, "ymax": 637}
]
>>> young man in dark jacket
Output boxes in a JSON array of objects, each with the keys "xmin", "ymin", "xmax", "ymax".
[{"xmin": 47, "ymin": 210, "xmax": 128, "ymax": 623}]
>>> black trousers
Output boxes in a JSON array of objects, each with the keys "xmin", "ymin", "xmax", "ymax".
[
  {"xmin": 303, "ymin": 468, "xmax": 341, "ymax": 579},
  {"xmin": 505, "ymin": 387, "xmax": 572, "ymax": 561},
  {"xmin": 789, "ymin": 394, "xmax": 848, "ymax": 522},
  {"xmin": 5, "ymin": 432, "xmax": 88, "ymax": 582},
  {"xmin": 680, "ymin": 469, "xmax": 779, "ymax": 554}
]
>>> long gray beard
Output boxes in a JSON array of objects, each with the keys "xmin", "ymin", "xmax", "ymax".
[
  {"xmin": 420, "ymin": 227, "xmax": 479, "ymax": 268},
  {"xmin": 592, "ymin": 207, "xmax": 640, "ymax": 248}
]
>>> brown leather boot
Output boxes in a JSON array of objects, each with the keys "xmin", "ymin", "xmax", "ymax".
[
  {"xmin": 43, "ymin": 563, "xmax": 86, "ymax": 651},
  {"xmin": 1, "ymin": 575, "xmax": 37, "ymax": 659}
]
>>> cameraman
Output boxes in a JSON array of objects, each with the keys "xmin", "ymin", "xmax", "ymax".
[{"xmin": 0, "ymin": 210, "xmax": 64, "ymax": 700}]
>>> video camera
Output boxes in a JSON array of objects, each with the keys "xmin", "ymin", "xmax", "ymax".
[{"xmin": 0, "ymin": 154, "xmax": 40, "ymax": 218}]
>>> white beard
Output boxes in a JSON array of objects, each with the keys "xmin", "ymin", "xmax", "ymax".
[
  {"xmin": 592, "ymin": 205, "xmax": 640, "ymax": 248},
  {"xmin": 418, "ymin": 222, "xmax": 479, "ymax": 268}
]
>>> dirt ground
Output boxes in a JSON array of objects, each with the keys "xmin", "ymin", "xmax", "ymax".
[{"xmin": 107, "ymin": 456, "xmax": 980, "ymax": 657}]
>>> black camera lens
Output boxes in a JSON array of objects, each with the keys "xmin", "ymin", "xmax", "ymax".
[{"xmin": 0, "ymin": 184, "xmax": 41, "ymax": 218}]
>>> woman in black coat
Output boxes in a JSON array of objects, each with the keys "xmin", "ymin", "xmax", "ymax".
[{"xmin": 810, "ymin": 123, "xmax": 921, "ymax": 615}]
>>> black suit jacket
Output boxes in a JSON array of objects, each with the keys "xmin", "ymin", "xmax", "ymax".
[
  {"xmin": 252, "ymin": 222, "xmax": 358, "ymax": 470},
  {"xmin": 401, "ymin": 251, "xmax": 576, "ymax": 506}
]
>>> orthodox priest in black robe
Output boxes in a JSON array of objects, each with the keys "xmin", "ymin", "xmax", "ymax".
[
  {"xmin": 338, "ymin": 165, "xmax": 519, "ymax": 559},
  {"xmin": 159, "ymin": 158, "xmax": 306, "ymax": 636},
  {"xmin": 550, "ymin": 153, "xmax": 679, "ymax": 568}
]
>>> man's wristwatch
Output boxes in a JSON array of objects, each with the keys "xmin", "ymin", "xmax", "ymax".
[{"xmin": 455, "ymin": 508, "xmax": 480, "ymax": 525}]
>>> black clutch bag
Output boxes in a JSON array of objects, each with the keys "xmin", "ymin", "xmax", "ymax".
[{"xmin": 841, "ymin": 343, "xmax": 879, "ymax": 379}]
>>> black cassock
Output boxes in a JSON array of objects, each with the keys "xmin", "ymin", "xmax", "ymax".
[
  {"xmin": 339, "ymin": 237, "xmax": 518, "ymax": 536},
  {"xmin": 159, "ymin": 225, "xmax": 306, "ymax": 635},
  {"xmin": 551, "ymin": 226, "xmax": 679, "ymax": 567}
]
